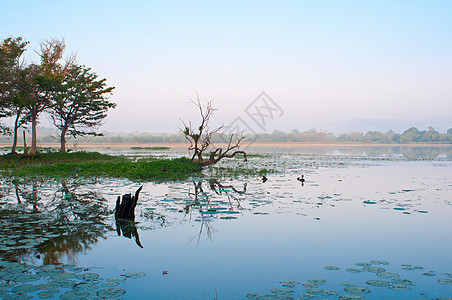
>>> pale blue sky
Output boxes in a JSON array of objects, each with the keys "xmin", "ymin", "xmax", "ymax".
[{"xmin": 2, "ymin": 0, "xmax": 451, "ymax": 133}]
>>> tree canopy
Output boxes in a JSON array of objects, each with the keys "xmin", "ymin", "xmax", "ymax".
[{"xmin": 0, "ymin": 36, "xmax": 115, "ymax": 153}]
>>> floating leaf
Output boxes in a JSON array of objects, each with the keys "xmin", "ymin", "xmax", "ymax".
[
  {"xmin": 366, "ymin": 280, "xmax": 390, "ymax": 287},
  {"xmin": 377, "ymin": 271, "xmax": 400, "ymax": 279},
  {"xmin": 391, "ymin": 278, "xmax": 413, "ymax": 285},
  {"xmin": 346, "ymin": 268, "xmax": 364, "ymax": 273},
  {"xmin": 343, "ymin": 286, "xmax": 370, "ymax": 294},
  {"xmin": 279, "ymin": 280, "xmax": 299, "ymax": 288},
  {"xmin": 96, "ymin": 288, "xmax": 126, "ymax": 298},
  {"xmin": 324, "ymin": 265, "xmax": 340, "ymax": 270},
  {"xmin": 60, "ymin": 290, "xmax": 90, "ymax": 299},
  {"xmin": 37, "ymin": 289, "xmax": 60, "ymax": 299},
  {"xmin": 270, "ymin": 287, "xmax": 294, "ymax": 295},
  {"xmin": 11, "ymin": 284, "xmax": 38, "ymax": 294},
  {"xmin": 75, "ymin": 272, "xmax": 99, "ymax": 280},
  {"xmin": 122, "ymin": 272, "xmax": 145, "ymax": 279},
  {"xmin": 370, "ymin": 260, "xmax": 389, "ymax": 265},
  {"xmin": 306, "ymin": 288, "xmax": 323, "ymax": 295},
  {"xmin": 36, "ymin": 282, "xmax": 60, "ymax": 289},
  {"xmin": 438, "ymin": 278, "xmax": 452, "ymax": 285},
  {"xmin": 338, "ymin": 295, "xmax": 364, "ymax": 299},
  {"xmin": 51, "ymin": 272, "xmax": 75, "ymax": 281},
  {"xmin": 389, "ymin": 284, "xmax": 410, "ymax": 290},
  {"xmin": 308, "ymin": 278, "xmax": 326, "ymax": 285},
  {"xmin": 364, "ymin": 265, "xmax": 386, "ymax": 273}
]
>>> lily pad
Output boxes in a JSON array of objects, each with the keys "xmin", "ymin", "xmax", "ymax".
[
  {"xmin": 338, "ymin": 295, "xmax": 364, "ymax": 300},
  {"xmin": 370, "ymin": 260, "xmax": 389, "ymax": 265},
  {"xmin": 343, "ymin": 286, "xmax": 370, "ymax": 294},
  {"xmin": 438, "ymin": 278, "xmax": 452, "ymax": 285},
  {"xmin": 51, "ymin": 272, "xmax": 75, "ymax": 281},
  {"xmin": 270, "ymin": 287, "xmax": 294, "ymax": 295},
  {"xmin": 279, "ymin": 280, "xmax": 299, "ymax": 288},
  {"xmin": 101, "ymin": 277, "xmax": 125, "ymax": 287},
  {"xmin": 60, "ymin": 290, "xmax": 90, "ymax": 299},
  {"xmin": 391, "ymin": 278, "xmax": 414, "ymax": 285},
  {"xmin": 377, "ymin": 271, "xmax": 400, "ymax": 278},
  {"xmin": 305, "ymin": 288, "xmax": 323, "ymax": 295},
  {"xmin": 14, "ymin": 274, "xmax": 41, "ymax": 282},
  {"xmin": 346, "ymin": 268, "xmax": 364, "ymax": 273},
  {"xmin": 389, "ymin": 284, "xmax": 410, "ymax": 290},
  {"xmin": 75, "ymin": 272, "xmax": 99, "ymax": 280},
  {"xmin": 308, "ymin": 278, "xmax": 326, "ymax": 285},
  {"xmin": 122, "ymin": 272, "xmax": 145, "ymax": 279},
  {"xmin": 364, "ymin": 265, "xmax": 386, "ymax": 273},
  {"xmin": 96, "ymin": 288, "xmax": 126, "ymax": 298},
  {"xmin": 11, "ymin": 284, "xmax": 38, "ymax": 294},
  {"xmin": 324, "ymin": 265, "xmax": 340, "ymax": 270},
  {"xmin": 37, "ymin": 289, "xmax": 60, "ymax": 299},
  {"xmin": 36, "ymin": 282, "xmax": 60, "ymax": 289},
  {"xmin": 366, "ymin": 280, "xmax": 390, "ymax": 287}
]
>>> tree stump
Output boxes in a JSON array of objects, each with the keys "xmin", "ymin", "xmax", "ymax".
[{"xmin": 115, "ymin": 186, "xmax": 143, "ymax": 220}]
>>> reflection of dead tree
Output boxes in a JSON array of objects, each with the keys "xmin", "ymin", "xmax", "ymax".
[
  {"xmin": 208, "ymin": 179, "xmax": 247, "ymax": 195},
  {"xmin": 180, "ymin": 97, "xmax": 247, "ymax": 166},
  {"xmin": 115, "ymin": 220, "xmax": 143, "ymax": 248},
  {"xmin": 190, "ymin": 220, "xmax": 215, "ymax": 246}
]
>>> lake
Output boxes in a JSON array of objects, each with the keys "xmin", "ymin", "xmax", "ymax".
[{"xmin": 0, "ymin": 144, "xmax": 451, "ymax": 299}]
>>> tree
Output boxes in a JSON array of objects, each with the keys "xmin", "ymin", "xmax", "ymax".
[
  {"xmin": 0, "ymin": 37, "xmax": 29, "ymax": 149},
  {"xmin": 180, "ymin": 97, "xmax": 247, "ymax": 166},
  {"xmin": 49, "ymin": 65, "xmax": 115, "ymax": 152},
  {"xmin": 21, "ymin": 38, "xmax": 75, "ymax": 155},
  {"xmin": 400, "ymin": 127, "xmax": 420, "ymax": 143}
]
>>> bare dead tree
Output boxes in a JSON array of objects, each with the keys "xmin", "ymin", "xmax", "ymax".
[{"xmin": 180, "ymin": 96, "xmax": 247, "ymax": 166}]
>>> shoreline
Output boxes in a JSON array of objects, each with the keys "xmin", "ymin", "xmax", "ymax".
[{"xmin": 1, "ymin": 142, "xmax": 451, "ymax": 149}]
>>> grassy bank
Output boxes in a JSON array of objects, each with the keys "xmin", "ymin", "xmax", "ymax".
[{"xmin": 0, "ymin": 152, "xmax": 202, "ymax": 181}]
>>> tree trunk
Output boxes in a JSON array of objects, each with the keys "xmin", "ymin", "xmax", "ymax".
[
  {"xmin": 29, "ymin": 113, "xmax": 37, "ymax": 155},
  {"xmin": 115, "ymin": 186, "xmax": 143, "ymax": 220},
  {"xmin": 11, "ymin": 112, "xmax": 21, "ymax": 154},
  {"xmin": 60, "ymin": 127, "xmax": 67, "ymax": 152}
]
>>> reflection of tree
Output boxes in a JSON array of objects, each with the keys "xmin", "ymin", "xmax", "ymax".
[
  {"xmin": 183, "ymin": 179, "xmax": 246, "ymax": 244},
  {"xmin": 115, "ymin": 220, "xmax": 143, "ymax": 248},
  {"xmin": 0, "ymin": 178, "xmax": 111, "ymax": 265}
]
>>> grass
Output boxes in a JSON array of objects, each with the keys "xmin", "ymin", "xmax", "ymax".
[{"xmin": 0, "ymin": 151, "xmax": 201, "ymax": 181}]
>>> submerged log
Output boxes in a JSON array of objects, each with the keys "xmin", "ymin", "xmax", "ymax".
[{"xmin": 115, "ymin": 186, "xmax": 143, "ymax": 220}]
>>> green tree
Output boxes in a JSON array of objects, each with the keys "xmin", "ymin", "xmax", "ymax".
[
  {"xmin": 23, "ymin": 38, "xmax": 75, "ymax": 155},
  {"xmin": 49, "ymin": 65, "xmax": 115, "ymax": 152},
  {"xmin": 0, "ymin": 37, "xmax": 29, "ymax": 149},
  {"xmin": 400, "ymin": 127, "xmax": 420, "ymax": 143}
]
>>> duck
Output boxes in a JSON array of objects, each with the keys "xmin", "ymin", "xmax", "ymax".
[
  {"xmin": 262, "ymin": 175, "xmax": 268, "ymax": 183},
  {"xmin": 297, "ymin": 175, "xmax": 305, "ymax": 183}
]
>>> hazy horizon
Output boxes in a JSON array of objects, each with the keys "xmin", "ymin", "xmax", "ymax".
[{"xmin": 2, "ymin": 1, "xmax": 451, "ymax": 134}]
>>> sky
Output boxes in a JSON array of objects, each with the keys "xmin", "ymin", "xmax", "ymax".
[{"xmin": 1, "ymin": 0, "xmax": 451, "ymax": 134}]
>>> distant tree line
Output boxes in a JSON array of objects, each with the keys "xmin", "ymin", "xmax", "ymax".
[
  {"xmin": 250, "ymin": 127, "xmax": 452, "ymax": 144},
  {"xmin": 3, "ymin": 126, "xmax": 449, "ymax": 145},
  {"xmin": 0, "ymin": 37, "xmax": 115, "ymax": 153}
]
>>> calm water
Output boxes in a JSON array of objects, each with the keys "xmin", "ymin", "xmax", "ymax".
[{"xmin": 0, "ymin": 145, "xmax": 451, "ymax": 299}]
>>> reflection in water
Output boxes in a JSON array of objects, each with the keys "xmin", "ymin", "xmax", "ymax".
[
  {"xmin": 0, "ymin": 178, "xmax": 111, "ymax": 265},
  {"xmin": 116, "ymin": 219, "xmax": 143, "ymax": 248}
]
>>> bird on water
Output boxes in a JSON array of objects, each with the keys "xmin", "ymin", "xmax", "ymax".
[{"xmin": 297, "ymin": 175, "xmax": 305, "ymax": 186}]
